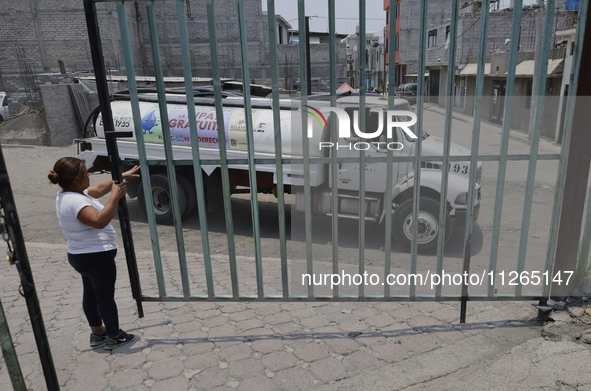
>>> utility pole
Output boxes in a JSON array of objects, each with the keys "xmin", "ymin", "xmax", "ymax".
[
  {"xmin": 305, "ymin": 16, "xmax": 312, "ymax": 94},
  {"xmin": 383, "ymin": 27, "xmax": 387, "ymax": 93},
  {"xmin": 528, "ymin": 0, "xmax": 545, "ymax": 142}
]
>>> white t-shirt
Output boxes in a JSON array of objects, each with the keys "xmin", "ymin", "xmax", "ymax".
[{"xmin": 55, "ymin": 189, "xmax": 118, "ymax": 254}]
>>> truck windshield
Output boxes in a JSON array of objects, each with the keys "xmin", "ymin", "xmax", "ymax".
[{"xmin": 396, "ymin": 115, "xmax": 427, "ymax": 141}]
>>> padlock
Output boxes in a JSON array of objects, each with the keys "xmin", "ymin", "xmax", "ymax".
[{"xmin": 7, "ymin": 247, "xmax": 14, "ymax": 265}]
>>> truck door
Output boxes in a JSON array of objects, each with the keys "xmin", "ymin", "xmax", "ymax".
[{"xmin": 331, "ymin": 108, "xmax": 402, "ymax": 192}]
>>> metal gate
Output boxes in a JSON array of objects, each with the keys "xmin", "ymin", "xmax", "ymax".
[{"xmin": 84, "ymin": 0, "xmax": 591, "ymax": 319}]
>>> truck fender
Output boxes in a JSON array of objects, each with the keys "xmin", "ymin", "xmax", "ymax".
[
  {"xmin": 378, "ymin": 171, "xmax": 445, "ymax": 224},
  {"xmin": 202, "ymin": 165, "xmax": 218, "ymax": 176},
  {"xmin": 77, "ymin": 150, "xmax": 99, "ymax": 169}
]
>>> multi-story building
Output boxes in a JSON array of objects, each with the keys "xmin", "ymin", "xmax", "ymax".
[
  {"xmin": 384, "ymin": 0, "xmax": 576, "ymax": 141},
  {"xmin": 384, "ymin": 0, "xmax": 451, "ymax": 90},
  {"xmin": 342, "ymin": 27, "xmax": 384, "ymax": 91}
]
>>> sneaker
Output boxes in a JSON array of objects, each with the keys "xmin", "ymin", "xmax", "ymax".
[
  {"xmin": 90, "ymin": 332, "xmax": 108, "ymax": 348},
  {"xmin": 104, "ymin": 330, "xmax": 136, "ymax": 350}
]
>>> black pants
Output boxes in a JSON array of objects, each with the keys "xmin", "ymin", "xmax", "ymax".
[{"xmin": 68, "ymin": 249, "xmax": 119, "ymax": 336}]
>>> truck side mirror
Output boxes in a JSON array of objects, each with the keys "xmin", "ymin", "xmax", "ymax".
[{"xmin": 376, "ymin": 134, "xmax": 388, "ymax": 153}]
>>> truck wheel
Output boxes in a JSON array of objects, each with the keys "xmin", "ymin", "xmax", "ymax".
[
  {"xmin": 177, "ymin": 173, "xmax": 197, "ymax": 217},
  {"xmin": 392, "ymin": 197, "xmax": 451, "ymax": 253},
  {"xmin": 137, "ymin": 173, "xmax": 188, "ymax": 225}
]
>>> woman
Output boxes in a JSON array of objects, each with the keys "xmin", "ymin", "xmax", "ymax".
[{"xmin": 48, "ymin": 157, "xmax": 140, "ymax": 350}]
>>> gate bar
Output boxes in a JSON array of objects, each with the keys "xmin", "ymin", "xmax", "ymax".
[
  {"xmin": 551, "ymin": 3, "xmax": 591, "ymax": 298},
  {"xmin": 328, "ymin": 0, "xmax": 340, "ymax": 300},
  {"xmin": 140, "ymin": 293, "xmax": 544, "ymax": 302},
  {"xmin": 384, "ymin": 0, "xmax": 403, "ymax": 298},
  {"xmin": 515, "ymin": 0, "xmax": 556, "ymax": 297},
  {"xmin": 0, "ymin": 146, "xmax": 59, "ymax": 390},
  {"xmin": 236, "ymin": 0, "xmax": 265, "ymax": 299},
  {"xmin": 436, "ymin": 0, "xmax": 462, "ymax": 294},
  {"xmin": 358, "ymin": 0, "xmax": 367, "ymax": 300},
  {"xmin": 152, "ymin": 153, "xmax": 561, "ymax": 167},
  {"xmin": 460, "ymin": 0, "xmax": 489, "ymax": 323},
  {"xmin": 298, "ymin": 0, "xmax": 314, "ymax": 299},
  {"xmin": 579, "ymin": 180, "xmax": 591, "ymax": 273},
  {"xmin": 115, "ymin": 1, "xmax": 166, "ymax": 300},
  {"xmin": 544, "ymin": 0, "xmax": 589, "ymax": 298},
  {"xmin": 83, "ymin": 0, "xmax": 144, "ymax": 317},
  {"xmin": 206, "ymin": 0, "xmax": 240, "ymax": 299},
  {"xmin": 266, "ymin": 0, "xmax": 289, "ymax": 299},
  {"xmin": 176, "ymin": 0, "xmax": 215, "ymax": 298},
  {"xmin": 0, "ymin": 297, "xmax": 26, "ymax": 390},
  {"xmin": 410, "ymin": 0, "xmax": 428, "ymax": 297},
  {"xmin": 358, "ymin": 0, "xmax": 366, "ymax": 300},
  {"xmin": 488, "ymin": 0, "xmax": 523, "ymax": 298},
  {"xmin": 146, "ymin": 1, "xmax": 191, "ymax": 299}
]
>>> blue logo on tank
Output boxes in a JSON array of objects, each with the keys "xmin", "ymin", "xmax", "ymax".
[{"xmin": 142, "ymin": 109, "xmax": 159, "ymax": 134}]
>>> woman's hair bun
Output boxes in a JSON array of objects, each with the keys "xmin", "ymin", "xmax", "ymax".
[{"xmin": 48, "ymin": 170, "xmax": 60, "ymax": 185}]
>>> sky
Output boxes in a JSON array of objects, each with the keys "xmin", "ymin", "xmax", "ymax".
[
  {"xmin": 261, "ymin": 0, "xmax": 541, "ymax": 39},
  {"xmin": 261, "ymin": 0, "xmax": 388, "ymax": 38}
]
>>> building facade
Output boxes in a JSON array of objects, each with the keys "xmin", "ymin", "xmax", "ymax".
[{"xmin": 342, "ymin": 28, "xmax": 384, "ymax": 91}]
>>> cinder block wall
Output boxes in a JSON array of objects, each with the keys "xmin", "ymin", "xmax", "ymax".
[
  {"xmin": 40, "ymin": 84, "xmax": 80, "ymax": 146},
  {"xmin": 1, "ymin": 73, "xmax": 73, "ymax": 116},
  {"xmin": 0, "ymin": 0, "xmax": 345, "ymax": 91}
]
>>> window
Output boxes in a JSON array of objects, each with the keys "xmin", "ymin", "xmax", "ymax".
[
  {"xmin": 395, "ymin": 34, "xmax": 399, "ymax": 52},
  {"xmin": 445, "ymin": 25, "xmax": 450, "ymax": 41},
  {"xmin": 396, "ymin": 4, "xmax": 400, "ymax": 18},
  {"xmin": 386, "ymin": 11, "xmax": 390, "ymax": 23},
  {"xmin": 570, "ymin": 41, "xmax": 575, "ymax": 55},
  {"xmin": 525, "ymin": 81, "xmax": 532, "ymax": 109},
  {"xmin": 401, "ymin": 65, "xmax": 407, "ymax": 84},
  {"xmin": 428, "ymin": 29, "xmax": 437, "ymax": 47},
  {"xmin": 278, "ymin": 26, "xmax": 283, "ymax": 44}
]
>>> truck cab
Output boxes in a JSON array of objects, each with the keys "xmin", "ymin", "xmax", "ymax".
[{"xmin": 0, "ymin": 93, "xmax": 9, "ymax": 122}]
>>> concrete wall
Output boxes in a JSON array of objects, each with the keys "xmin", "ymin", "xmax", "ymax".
[
  {"xmin": 39, "ymin": 84, "xmax": 81, "ymax": 146},
  {"xmin": 460, "ymin": 76, "xmax": 562, "ymax": 138}
]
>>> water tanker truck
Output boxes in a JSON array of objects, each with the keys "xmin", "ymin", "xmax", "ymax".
[{"xmin": 75, "ymin": 90, "xmax": 481, "ymax": 253}]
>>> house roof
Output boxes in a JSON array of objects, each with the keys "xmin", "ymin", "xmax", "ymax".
[
  {"xmin": 458, "ymin": 59, "xmax": 564, "ymax": 77},
  {"xmin": 336, "ymin": 83, "xmax": 355, "ymax": 93},
  {"xmin": 288, "ymin": 30, "xmax": 349, "ymax": 39},
  {"xmin": 459, "ymin": 63, "xmax": 491, "ymax": 76},
  {"xmin": 555, "ymin": 27, "xmax": 577, "ymax": 37},
  {"xmin": 513, "ymin": 59, "xmax": 564, "ymax": 76},
  {"xmin": 405, "ymin": 72, "xmax": 429, "ymax": 78}
]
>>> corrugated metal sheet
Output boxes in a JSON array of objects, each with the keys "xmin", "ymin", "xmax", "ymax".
[{"xmin": 68, "ymin": 84, "xmax": 90, "ymax": 131}]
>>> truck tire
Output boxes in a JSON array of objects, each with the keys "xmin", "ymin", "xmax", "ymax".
[
  {"xmin": 392, "ymin": 197, "xmax": 451, "ymax": 253},
  {"xmin": 137, "ymin": 173, "xmax": 189, "ymax": 225},
  {"xmin": 177, "ymin": 173, "xmax": 197, "ymax": 217}
]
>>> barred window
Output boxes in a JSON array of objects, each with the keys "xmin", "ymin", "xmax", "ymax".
[{"xmin": 428, "ymin": 29, "xmax": 437, "ymax": 47}]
